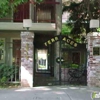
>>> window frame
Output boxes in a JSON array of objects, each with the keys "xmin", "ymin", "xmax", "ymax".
[{"xmin": 0, "ymin": 38, "xmax": 5, "ymax": 63}]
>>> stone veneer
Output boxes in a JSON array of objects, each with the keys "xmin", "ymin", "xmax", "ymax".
[
  {"xmin": 87, "ymin": 32, "xmax": 100, "ymax": 87},
  {"xmin": 61, "ymin": 68, "xmax": 69, "ymax": 81},
  {"xmin": 21, "ymin": 32, "xmax": 34, "ymax": 87}
]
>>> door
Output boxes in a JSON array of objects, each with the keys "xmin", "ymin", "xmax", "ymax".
[
  {"xmin": 72, "ymin": 52, "xmax": 80, "ymax": 64},
  {"xmin": 35, "ymin": 49, "xmax": 50, "ymax": 73}
]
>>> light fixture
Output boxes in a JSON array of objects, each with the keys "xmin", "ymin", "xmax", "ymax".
[
  {"xmin": 23, "ymin": 19, "xmax": 32, "ymax": 30},
  {"xmin": 90, "ymin": 19, "xmax": 99, "ymax": 28}
]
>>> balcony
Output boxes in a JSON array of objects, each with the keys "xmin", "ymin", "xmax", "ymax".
[
  {"xmin": 0, "ymin": 22, "xmax": 56, "ymax": 31},
  {"xmin": 0, "ymin": 0, "xmax": 58, "ymax": 31},
  {"xmin": 0, "ymin": 0, "xmax": 56, "ymax": 23}
]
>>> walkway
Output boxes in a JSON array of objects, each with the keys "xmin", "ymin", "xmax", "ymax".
[{"xmin": 0, "ymin": 86, "xmax": 100, "ymax": 100}]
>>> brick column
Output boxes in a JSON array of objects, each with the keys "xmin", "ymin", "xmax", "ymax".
[
  {"xmin": 21, "ymin": 32, "xmax": 34, "ymax": 87},
  {"xmin": 87, "ymin": 32, "xmax": 100, "ymax": 87}
]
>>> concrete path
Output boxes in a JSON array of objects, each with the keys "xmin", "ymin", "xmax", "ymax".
[{"xmin": 0, "ymin": 86, "xmax": 100, "ymax": 100}]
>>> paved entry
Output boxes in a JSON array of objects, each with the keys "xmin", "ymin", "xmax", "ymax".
[
  {"xmin": 34, "ymin": 67, "xmax": 87, "ymax": 86},
  {"xmin": 0, "ymin": 86, "xmax": 99, "ymax": 100}
]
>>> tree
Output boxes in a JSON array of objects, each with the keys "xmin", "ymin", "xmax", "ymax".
[
  {"xmin": 0, "ymin": 0, "xmax": 43, "ymax": 18},
  {"xmin": 62, "ymin": 0, "xmax": 100, "ymax": 35},
  {"xmin": 62, "ymin": 24, "xmax": 73, "ymax": 35}
]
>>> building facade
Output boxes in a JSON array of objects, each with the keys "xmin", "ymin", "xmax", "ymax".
[
  {"xmin": 0, "ymin": 0, "xmax": 62, "ymax": 87},
  {"xmin": 1, "ymin": 0, "xmax": 99, "ymax": 87}
]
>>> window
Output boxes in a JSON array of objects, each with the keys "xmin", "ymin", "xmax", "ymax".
[
  {"xmin": 36, "ymin": 0, "xmax": 55, "ymax": 23},
  {"xmin": 93, "ymin": 47, "xmax": 100, "ymax": 55},
  {"xmin": 72, "ymin": 52, "xmax": 80, "ymax": 64},
  {"xmin": 13, "ymin": 2, "xmax": 29, "ymax": 22},
  {"xmin": 0, "ymin": 38, "xmax": 5, "ymax": 63}
]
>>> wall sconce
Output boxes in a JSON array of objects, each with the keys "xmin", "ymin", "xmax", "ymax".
[
  {"xmin": 23, "ymin": 19, "xmax": 32, "ymax": 30},
  {"xmin": 90, "ymin": 19, "xmax": 99, "ymax": 28}
]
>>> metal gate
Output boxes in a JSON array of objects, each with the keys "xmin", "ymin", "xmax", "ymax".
[
  {"xmin": 34, "ymin": 53, "xmax": 87, "ymax": 86},
  {"xmin": 33, "ymin": 36, "xmax": 87, "ymax": 86},
  {"xmin": 8, "ymin": 39, "xmax": 21, "ymax": 83}
]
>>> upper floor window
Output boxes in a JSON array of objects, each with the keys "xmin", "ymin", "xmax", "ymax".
[
  {"xmin": 35, "ymin": 0, "xmax": 55, "ymax": 23},
  {"xmin": 13, "ymin": 0, "xmax": 55, "ymax": 23},
  {"xmin": 13, "ymin": 2, "xmax": 29, "ymax": 22}
]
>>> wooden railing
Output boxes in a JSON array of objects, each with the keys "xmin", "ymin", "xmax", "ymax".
[{"xmin": 0, "ymin": 0, "xmax": 58, "ymax": 23}]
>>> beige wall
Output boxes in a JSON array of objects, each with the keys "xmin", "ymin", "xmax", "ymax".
[
  {"xmin": 0, "ymin": 31, "xmax": 20, "ymax": 65},
  {"xmin": 0, "ymin": 31, "xmax": 20, "ymax": 38}
]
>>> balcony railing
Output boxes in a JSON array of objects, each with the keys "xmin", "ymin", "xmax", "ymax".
[{"xmin": 0, "ymin": 0, "xmax": 57, "ymax": 23}]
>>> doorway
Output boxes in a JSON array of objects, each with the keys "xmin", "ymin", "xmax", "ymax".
[
  {"xmin": 34, "ymin": 34, "xmax": 56, "ymax": 86},
  {"xmin": 35, "ymin": 49, "xmax": 50, "ymax": 73},
  {"xmin": 72, "ymin": 52, "xmax": 81, "ymax": 64}
]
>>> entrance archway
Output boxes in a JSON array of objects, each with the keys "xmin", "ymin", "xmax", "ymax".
[{"xmin": 34, "ymin": 34, "xmax": 87, "ymax": 86}]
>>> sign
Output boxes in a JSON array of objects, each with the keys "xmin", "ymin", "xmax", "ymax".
[
  {"xmin": 44, "ymin": 35, "xmax": 78, "ymax": 47},
  {"xmin": 91, "ymin": 92, "xmax": 100, "ymax": 100},
  {"xmin": 56, "ymin": 57, "xmax": 64, "ymax": 64}
]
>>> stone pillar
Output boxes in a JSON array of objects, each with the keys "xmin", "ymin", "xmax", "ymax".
[
  {"xmin": 54, "ymin": 42, "xmax": 60, "ymax": 80},
  {"xmin": 87, "ymin": 32, "xmax": 100, "ymax": 87},
  {"xmin": 55, "ymin": 0, "xmax": 62, "ymax": 34},
  {"xmin": 21, "ymin": 32, "xmax": 34, "ymax": 87},
  {"xmin": 54, "ymin": 0, "xmax": 62, "ymax": 80}
]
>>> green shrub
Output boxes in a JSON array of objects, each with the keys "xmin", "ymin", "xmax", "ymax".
[
  {"xmin": 70, "ymin": 64, "xmax": 79, "ymax": 69},
  {"xmin": 0, "ymin": 76, "xmax": 7, "ymax": 85},
  {"xmin": 62, "ymin": 63, "xmax": 79, "ymax": 69},
  {"xmin": 0, "ymin": 64, "xmax": 18, "ymax": 85}
]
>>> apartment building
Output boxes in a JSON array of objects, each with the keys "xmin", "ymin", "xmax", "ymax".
[{"xmin": 0, "ymin": 0, "xmax": 62, "ymax": 87}]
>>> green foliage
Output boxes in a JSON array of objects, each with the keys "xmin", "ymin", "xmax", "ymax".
[
  {"xmin": 36, "ymin": 0, "xmax": 44, "ymax": 4},
  {"xmin": 0, "ymin": 64, "xmax": 18, "ymax": 85},
  {"xmin": 97, "ymin": 28, "xmax": 100, "ymax": 32},
  {"xmin": 61, "ymin": 24, "xmax": 85, "ymax": 43},
  {"xmin": 62, "ymin": 62, "xmax": 79, "ymax": 69},
  {"xmin": 0, "ymin": 0, "xmax": 11, "ymax": 18},
  {"xmin": 62, "ymin": 24, "xmax": 73, "ymax": 35},
  {"xmin": 0, "ymin": 39, "xmax": 4, "ymax": 46},
  {"xmin": 70, "ymin": 64, "xmax": 79, "ymax": 69},
  {"xmin": 0, "ymin": 77, "xmax": 7, "ymax": 85},
  {"xmin": 0, "ymin": 0, "xmax": 28, "ymax": 18},
  {"xmin": 63, "ymin": 1, "xmax": 100, "ymax": 21},
  {"xmin": 62, "ymin": 1, "xmax": 100, "ymax": 35}
]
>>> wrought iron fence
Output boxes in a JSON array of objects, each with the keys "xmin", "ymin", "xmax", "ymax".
[
  {"xmin": 0, "ymin": 64, "xmax": 20, "ymax": 84},
  {"xmin": 9, "ymin": 65, "xmax": 20, "ymax": 83}
]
